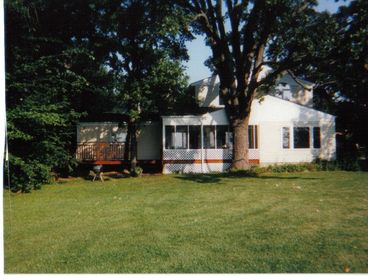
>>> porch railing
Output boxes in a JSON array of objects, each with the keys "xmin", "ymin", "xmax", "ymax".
[{"xmin": 76, "ymin": 143, "xmax": 125, "ymax": 161}]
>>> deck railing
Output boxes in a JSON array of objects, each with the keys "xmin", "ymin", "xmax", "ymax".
[{"xmin": 76, "ymin": 143, "xmax": 125, "ymax": 161}]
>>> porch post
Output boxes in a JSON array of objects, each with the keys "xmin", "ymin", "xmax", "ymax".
[{"xmin": 162, "ymin": 119, "xmax": 165, "ymax": 173}]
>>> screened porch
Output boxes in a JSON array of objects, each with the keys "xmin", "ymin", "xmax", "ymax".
[{"xmin": 162, "ymin": 111, "xmax": 259, "ymax": 173}]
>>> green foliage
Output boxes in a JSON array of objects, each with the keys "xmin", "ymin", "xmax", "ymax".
[
  {"xmin": 314, "ymin": 158, "xmax": 362, "ymax": 172},
  {"xmin": 95, "ymin": 0, "xmax": 191, "ymax": 165},
  {"xmin": 5, "ymin": 0, "xmax": 116, "ymax": 192},
  {"xmin": 6, "ymin": 155, "xmax": 51, "ymax": 193},
  {"xmin": 291, "ymin": 0, "xmax": 368, "ymax": 160},
  {"xmin": 267, "ymin": 163, "xmax": 317, "ymax": 173},
  {"xmin": 97, "ymin": 0, "xmax": 191, "ymax": 121},
  {"xmin": 236, "ymin": 160, "xmax": 364, "ymax": 176},
  {"xmin": 130, "ymin": 166, "xmax": 143, "ymax": 177}
]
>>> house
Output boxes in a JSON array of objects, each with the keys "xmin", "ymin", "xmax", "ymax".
[{"xmin": 76, "ymin": 73, "xmax": 336, "ymax": 173}]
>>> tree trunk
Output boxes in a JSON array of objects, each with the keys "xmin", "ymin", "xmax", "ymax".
[
  {"xmin": 231, "ymin": 116, "xmax": 250, "ymax": 170},
  {"xmin": 123, "ymin": 124, "xmax": 131, "ymax": 162},
  {"xmin": 129, "ymin": 122, "xmax": 138, "ymax": 172}
]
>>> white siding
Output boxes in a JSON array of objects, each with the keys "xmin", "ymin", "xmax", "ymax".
[
  {"xmin": 162, "ymin": 109, "xmax": 229, "ymax": 126},
  {"xmin": 272, "ymin": 74, "xmax": 314, "ymax": 107},
  {"xmin": 77, "ymin": 122, "xmax": 125, "ymax": 143},
  {"xmin": 252, "ymin": 96, "xmax": 336, "ymax": 164},
  {"xmin": 258, "ymin": 121, "xmax": 336, "ymax": 164},
  {"xmin": 192, "ymin": 74, "xmax": 314, "ymax": 108},
  {"xmin": 249, "ymin": 95, "xmax": 334, "ymax": 123},
  {"xmin": 193, "ymin": 75, "xmax": 223, "ymax": 108}
]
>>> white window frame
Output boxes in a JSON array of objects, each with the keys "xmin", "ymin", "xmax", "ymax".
[
  {"xmin": 282, "ymin": 125, "xmax": 321, "ymax": 150},
  {"xmin": 282, "ymin": 126, "xmax": 291, "ymax": 149}
]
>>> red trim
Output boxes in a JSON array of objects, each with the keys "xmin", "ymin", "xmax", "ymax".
[
  {"xmin": 80, "ymin": 160, "xmax": 162, "ymax": 165},
  {"xmin": 83, "ymin": 160, "xmax": 124, "ymax": 165},
  {"xmin": 163, "ymin": 159, "xmax": 259, "ymax": 165}
]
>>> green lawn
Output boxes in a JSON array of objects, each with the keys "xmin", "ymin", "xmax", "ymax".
[{"xmin": 4, "ymin": 171, "xmax": 368, "ymax": 273}]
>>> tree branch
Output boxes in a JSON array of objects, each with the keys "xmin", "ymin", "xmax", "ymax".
[
  {"xmin": 226, "ymin": 0, "xmax": 243, "ymax": 77},
  {"xmin": 286, "ymin": 70, "xmax": 314, "ymax": 89}
]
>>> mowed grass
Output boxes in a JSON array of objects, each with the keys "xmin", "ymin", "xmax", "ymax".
[{"xmin": 4, "ymin": 171, "xmax": 368, "ymax": 273}]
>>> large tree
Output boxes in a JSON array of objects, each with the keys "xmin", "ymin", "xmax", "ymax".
[
  {"xmin": 95, "ymin": 0, "xmax": 191, "ymax": 171},
  {"xmin": 180, "ymin": 0, "xmax": 324, "ymax": 169},
  {"xmin": 291, "ymin": 0, "xmax": 368, "ymax": 162},
  {"xmin": 5, "ymin": 0, "xmax": 116, "ymax": 191}
]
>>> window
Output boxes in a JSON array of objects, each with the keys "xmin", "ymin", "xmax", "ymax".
[
  {"xmin": 282, "ymin": 127, "xmax": 290, "ymax": 148},
  {"xmin": 216, "ymin": 125, "xmax": 232, "ymax": 149},
  {"xmin": 175, "ymin": 126, "xmax": 188, "ymax": 149},
  {"xmin": 275, "ymin": 82, "xmax": 292, "ymax": 101},
  {"xmin": 225, "ymin": 132, "xmax": 233, "ymax": 149},
  {"xmin": 203, "ymin": 126, "xmax": 216, "ymax": 149},
  {"xmin": 165, "ymin": 125, "xmax": 189, "ymax": 149},
  {"xmin": 248, "ymin": 125, "xmax": 258, "ymax": 149},
  {"xmin": 165, "ymin": 126, "xmax": 175, "ymax": 149},
  {"xmin": 313, "ymin": 127, "xmax": 321, "ymax": 148},
  {"xmin": 294, "ymin": 127, "xmax": 310, "ymax": 148},
  {"xmin": 189, "ymin": 125, "xmax": 201, "ymax": 149},
  {"xmin": 165, "ymin": 125, "xmax": 234, "ymax": 150}
]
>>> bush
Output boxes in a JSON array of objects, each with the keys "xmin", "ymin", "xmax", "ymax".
[
  {"xmin": 130, "ymin": 166, "xmax": 143, "ymax": 177},
  {"xmin": 314, "ymin": 159, "xmax": 339, "ymax": 171},
  {"xmin": 338, "ymin": 159, "xmax": 361, "ymax": 171},
  {"xmin": 266, "ymin": 163, "xmax": 318, "ymax": 173},
  {"xmin": 229, "ymin": 159, "xmax": 363, "ymax": 177},
  {"xmin": 314, "ymin": 158, "xmax": 362, "ymax": 171},
  {"xmin": 6, "ymin": 155, "xmax": 52, "ymax": 193},
  {"xmin": 229, "ymin": 167, "xmax": 261, "ymax": 177},
  {"xmin": 229, "ymin": 163, "xmax": 318, "ymax": 176}
]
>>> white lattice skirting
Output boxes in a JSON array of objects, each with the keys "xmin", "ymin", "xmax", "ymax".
[
  {"xmin": 163, "ymin": 149, "xmax": 259, "ymax": 173},
  {"xmin": 163, "ymin": 162, "xmax": 232, "ymax": 174},
  {"xmin": 163, "ymin": 149, "xmax": 233, "ymax": 160}
]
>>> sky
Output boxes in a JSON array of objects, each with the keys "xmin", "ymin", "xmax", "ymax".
[{"xmin": 184, "ymin": 0, "xmax": 348, "ymax": 83}]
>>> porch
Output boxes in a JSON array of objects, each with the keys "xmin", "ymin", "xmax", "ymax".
[
  {"xmin": 162, "ymin": 110, "xmax": 260, "ymax": 173},
  {"xmin": 76, "ymin": 142, "xmax": 125, "ymax": 164}
]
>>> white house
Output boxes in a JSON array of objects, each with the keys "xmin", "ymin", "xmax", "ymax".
[{"xmin": 76, "ymin": 73, "xmax": 336, "ymax": 173}]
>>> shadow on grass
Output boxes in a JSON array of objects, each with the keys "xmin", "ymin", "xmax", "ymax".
[
  {"xmin": 80, "ymin": 175, "xmax": 116, "ymax": 182},
  {"xmin": 175, "ymin": 171, "xmax": 320, "ymax": 184}
]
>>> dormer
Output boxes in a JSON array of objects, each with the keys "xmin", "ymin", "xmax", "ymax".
[
  {"xmin": 190, "ymin": 73, "xmax": 314, "ymax": 108},
  {"xmin": 272, "ymin": 74, "xmax": 314, "ymax": 108},
  {"xmin": 191, "ymin": 75, "xmax": 224, "ymax": 108}
]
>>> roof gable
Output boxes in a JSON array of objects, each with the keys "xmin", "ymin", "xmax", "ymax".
[{"xmin": 249, "ymin": 95, "xmax": 335, "ymax": 123}]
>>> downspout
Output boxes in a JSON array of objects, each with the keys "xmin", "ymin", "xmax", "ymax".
[{"xmin": 201, "ymin": 118, "xmax": 204, "ymax": 173}]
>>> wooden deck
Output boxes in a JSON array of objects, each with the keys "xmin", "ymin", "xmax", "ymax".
[{"xmin": 76, "ymin": 143, "xmax": 125, "ymax": 162}]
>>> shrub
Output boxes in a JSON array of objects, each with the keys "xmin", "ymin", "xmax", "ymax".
[
  {"xmin": 314, "ymin": 159, "xmax": 338, "ymax": 171},
  {"xmin": 130, "ymin": 166, "xmax": 143, "ymax": 177},
  {"xmin": 314, "ymin": 158, "xmax": 362, "ymax": 171},
  {"xmin": 338, "ymin": 159, "xmax": 361, "ymax": 171},
  {"xmin": 6, "ymin": 155, "xmax": 52, "ymax": 193},
  {"xmin": 229, "ymin": 167, "xmax": 260, "ymax": 177},
  {"xmin": 266, "ymin": 163, "xmax": 318, "ymax": 173},
  {"xmin": 229, "ymin": 159, "xmax": 363, "ymax": 177}
]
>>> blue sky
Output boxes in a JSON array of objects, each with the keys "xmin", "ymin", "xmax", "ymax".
[{"xmin": 184, "ymin": 0, "xmax": 348, "ymax": 83}]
